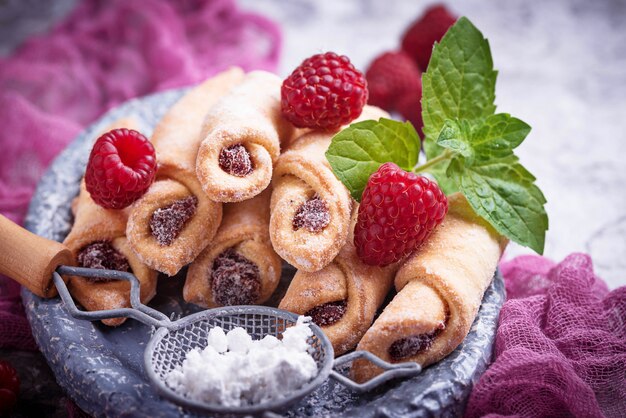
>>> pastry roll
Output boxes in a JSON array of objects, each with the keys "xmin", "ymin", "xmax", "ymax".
[
  {"xmin": 184, "ymin": 188, "xmax": 282, "ymax": 308},
  {"xmin": 269, "ymin": 105, "xmax": 388, "ymax": 272},
  {"xmin": 278, "ymin": 209, "xmax": 396, "ymax": 355},
  {"xmin": 195, "ymin": 71, "xmax": 295, "ymax": 203},
  {"xmin": 127, "ymin": 68, "xmax": 245, "ymax": 276},
  {"xmin": 63, "ymin": 120, "xmax": 158, "ymax": 327},
  {"xmin": 352, "ymin": 193, "xmax": 507, "ymax": 382}
]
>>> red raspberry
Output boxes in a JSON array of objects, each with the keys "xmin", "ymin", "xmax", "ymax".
[
  {"xmin": 396, "ymin": 89, "xmax": 424, "ymax": 138},
  {"xmin": 401, "ymin": 4, "xmax": 456, "ymax": 71},
  {"xmin": 85, "ymin": 128, "xmax": 156, "ymax": 209},
  {"xmin": 281, "ymin": 52, "xmax": 368, "ymax": 129},
  {"xmin": 0, "ymin": 360, "xmax": 19, "ymax": 414},
  {"xmin": 354, "ymin": 163, "xmax": 447, "ymax": 266},
  {"xmin": 365, "ymin": 51, "xmax": 422, "ymax": 111}
]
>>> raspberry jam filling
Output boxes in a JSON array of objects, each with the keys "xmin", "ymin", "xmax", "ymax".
[
  {"xmin": 77, "ymin": 241, "xmax": 130, "ymax": 282},
  {"xmin": 219, "ymin": 144, "xmax": 253, "ymax": 177},
  {"xmin": 388, "ymin": 323, "xmax": 445, "ymax": 361},
  {"xmin": 292, "ymin": 196, "xmax": 330, "ymax": 233},
  {"xmin": 211, "ymin": 248, "xmax": 261, "ymax": 306},
  {"xmin": 150, "ymin": 196, "xmax": 198, "ymax": 246},
  {"xmin": 305, "ymin": 300, "xmax": 347, "ymax": 327}
]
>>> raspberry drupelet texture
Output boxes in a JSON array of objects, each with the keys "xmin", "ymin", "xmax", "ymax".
[
  {"xmin": 85, "ymin": 128, "xmax": 156, "ymax": 209},
  {"xmin": 354, "ymin": 162, "xmax": 448, "ymax": 266},
  {"xmin": 281, "ymin": 52, "xmax": 368, "ymax": 130}
]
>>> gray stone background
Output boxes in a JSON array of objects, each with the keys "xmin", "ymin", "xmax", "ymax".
[{"xmin": 1, "ymin": 0, "xmax": 625, "ymax": 290}]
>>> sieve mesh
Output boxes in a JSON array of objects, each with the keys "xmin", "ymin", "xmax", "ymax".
[{"xmin": 144, "ymin": 306, "xmax": 334, "ymax": 415}]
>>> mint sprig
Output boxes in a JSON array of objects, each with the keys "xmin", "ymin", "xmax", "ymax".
[
  {"xmin": 447, "ymin": 155, "xmax": 548, "ymax": 253},
  {"xmin": 325, "ymin": 17, "xmax": 548, "ymax": 253},
  {"xmin": 325, "ymin": 118, "xmax": 420, "ymax": 201},
  {"xmin": 422, "ymin": 16, "xmax": 497, "ymax": 193},
  {"xmin": 437, "ymin": 113, "xmax": 531, "ymax": 165}
]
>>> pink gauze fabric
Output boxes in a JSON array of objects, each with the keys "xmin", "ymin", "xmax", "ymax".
[
  {"xmin": 466, "ymin": 253, "xmax": 626, "ymax": 418},
  {"xmin": 0, "ymin": 0, "xmax": 281, "ymax": 350}
]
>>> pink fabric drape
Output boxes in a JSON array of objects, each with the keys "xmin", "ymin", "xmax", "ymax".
[
  {"xmin": 467, "ymin": 253, "xmax": 626, "ymax": 418},
  {"xmin": 0, "ymin": 0, "xmax": 281, "ymax": 350}
]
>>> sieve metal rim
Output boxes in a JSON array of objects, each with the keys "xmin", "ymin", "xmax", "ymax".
[
  {"xmin": 50, "ymin": 268, "xmax": 420, "ymax": 413},
  {"xmin": 143, "ymin": 305, "xmax": 335, "ymax": 415}
]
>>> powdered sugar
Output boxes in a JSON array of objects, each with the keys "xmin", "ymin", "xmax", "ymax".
[{"xmin": 166, "ymin": 316, "xmax": 318, "ymax": 407}]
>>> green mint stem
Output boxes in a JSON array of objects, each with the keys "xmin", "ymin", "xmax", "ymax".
[{"xmin": 413, "ymin": 150, "xmax": 453, "ymax": 174}]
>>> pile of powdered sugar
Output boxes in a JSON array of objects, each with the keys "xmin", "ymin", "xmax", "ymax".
[{"xmin": 166, "ymin": 316, "xmax": 318, "ymax": 407}]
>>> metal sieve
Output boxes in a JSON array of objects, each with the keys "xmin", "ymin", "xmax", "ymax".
[
  {"xmin": 53, "ymin": 266, "xmax": 421, "ymax": 416},
  {"xmin": 0, "ymin": 215, "xmax": 421, "ymax": 416}
]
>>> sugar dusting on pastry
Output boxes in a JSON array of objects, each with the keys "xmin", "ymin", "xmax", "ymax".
[
  {"xmin": 149, "ymin": 195, "xmax": 198, "ymax": 246},
  {"xmin": 292, "ymin": 195, "xmax": 330, "ymax": 232},
  {"xmin": 77, "ymin": 241, "xmax": 130, "ymax": 281},
  {"xmin": 210, "ymin": 248, "xmax": 261, "ymax": 305},
  {"xmin": 166, "ymin": 316, "xmax": 317, "ymax": 407},
  {"xmin": 388, "ymin": 323, "xmax": 445, "ymax": 360},
  {"xmin": 218, "ymin": 143, "xmax": 254, "ymax": 176},
  {"xmin": 305, "ymin": 300, "xmax": 347, "ymax": 326}
]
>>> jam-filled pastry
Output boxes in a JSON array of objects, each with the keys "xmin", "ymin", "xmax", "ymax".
[
  {"xmin": 63, "ymin": 120, "xmax": 158, "ymax": 327},
  {"xmin": 352, "ymin": 193, "xmax": 508, "ymax": 382},
  {"xmin": 278, "ymin": 208, "xmax": 396, "ymax": 355},
  {"xmin": 127, "ymin": 68, "xmax": 245, "ymax": 276},
  {"xmin": 195, "ymin": 71, "xmax": 295, "ymax": 203},
  {"xmin": 184, "ymin": 188, "xmax": 282, "ymax": 308},
  {"xmin": 269, "ymin": 105, "xmax": 388, "ymax": 272}
]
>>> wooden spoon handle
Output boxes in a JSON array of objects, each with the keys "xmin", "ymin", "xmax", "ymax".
[{"xmin": 0, "ymin": 214, "xmax": 73, "ymax": 298}]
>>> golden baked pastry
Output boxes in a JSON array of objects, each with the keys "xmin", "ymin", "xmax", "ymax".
[
  {"xmin": 279, "ymin": 208, "xmax": 397, "ymax": 355},
  {"xmin": 126, "ymin": 68, "xmax": 245, "ymax": 276},
  {"xmin": 63, "ymin": 119, "xmax": 157, "ymax": 326},
  {"xmin": 196, "ymin": 71, "xmax": 295, "ymax": 203},
  {"xmin": 184, "ymin": 188, "xmax": 282, "ymax": 308},
  {"xmin": 269, "ymin": 105, "xmax": 388, "ymax": 272},
  {"xmin": 352, "ymin": 193, "xmax": 507, "ymax": 382}
]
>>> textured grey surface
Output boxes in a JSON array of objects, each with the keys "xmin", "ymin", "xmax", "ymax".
[{"xmin": 22, "ymin": 90, "xmax": 505, "ymax": 417}]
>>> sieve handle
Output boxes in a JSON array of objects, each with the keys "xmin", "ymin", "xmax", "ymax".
[
  {"xmin": 0, "ymin": 214, "xmax": 73, "ymax": 298},
  {"xmin": 54, "ymin": 266, "xmax": 171, "ymax": 328},
  {"xmin": 329, "ymin": 350, "xmax": 421, "ymax": 393}
]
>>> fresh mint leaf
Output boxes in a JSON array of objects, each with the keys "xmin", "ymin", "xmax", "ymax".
[
  {"xmin": 437, "ymin": 119, "xmax": 476, "ymax": 161},
  {"xmin": 469, "ymin": 113, "xmax": 530, "ymax": 159},
  {"xmin": 326, "ymin": 118, "xmax": 420, "ymax": 201},
  {"xmin": 437, "ymin": 114, "xmax": 531, "ymax": 165},
  {"xmin": 422, "ymin": 16, "xmax": 498, "ymax": 190},
  {"xmin": 447, "ymin": 155, "xmax": 548, "ymax": 253}
]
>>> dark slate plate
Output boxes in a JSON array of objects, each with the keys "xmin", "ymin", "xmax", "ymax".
[{"xmin": 22, "ymin": 89, "xmax": 506, "ymax": 418}]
